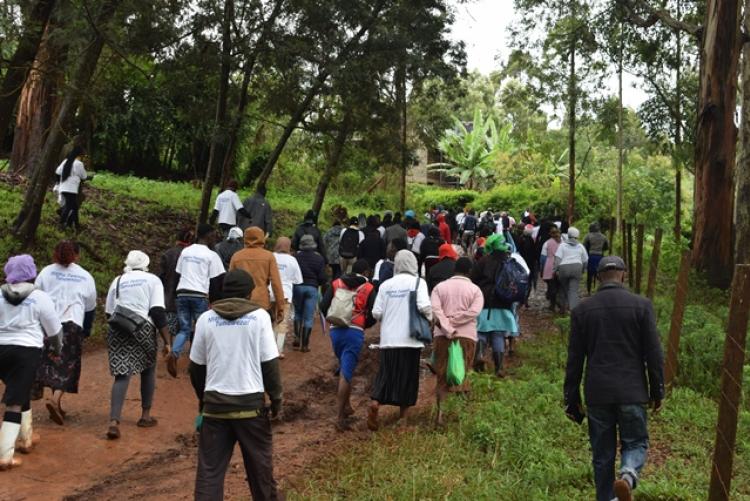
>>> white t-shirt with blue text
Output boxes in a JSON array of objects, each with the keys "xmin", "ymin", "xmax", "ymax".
[
  {"xmin": 35, "ymin": 263, "xmax": 97, "ymax": 327},
  {"xmin": 175, "ymin": 244, "xmax": 225, "ymax": 295}
]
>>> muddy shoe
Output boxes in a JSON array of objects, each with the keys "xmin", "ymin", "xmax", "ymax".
[
  {"xmin": 137, "ymin": 417, "xmax": 158, "ymax": 428},
  {"xmin": 167, "ymin": 354, "xmax": 178, "ymax": 378},
  {"xmin": 613, "ymin": 478, "xmax": 633, "ymax": 501},
  {"xmin": 46, "ymin": 401, "xmax": 64, "ymax": 426},
  {"xmin": 0, "ymin": 457, "xmax": 23, "ymax": 471},
  {"xmin": 106, "ymin": 425, "xmax": 121, "ymax": 440},
  {"xmin": 15, "ymin": 433, "xmax": 40, "ymax": 454}
]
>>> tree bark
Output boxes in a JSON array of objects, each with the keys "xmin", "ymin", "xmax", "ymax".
[
  {"xmin": 398, "ymin": 60, "xmax": 407, "ymax": 213},
  {"xmin": 0, "ymin": 0, "xmax": 57, "ymax": 141},
  {"xmin": 736, "ymin": 0, "xmax": 750, "ymax": 266},
  {"xmin": 617, "ymin": 22, "xmax": 625, "ymax": 255},
  {"xmin": 198, "ymin": 0, "xmax": 234, "ymax": 225},
  {"xmin": 691, "ymin": 0, "xmax": 741, "ymax": 288},
  {"xmin": 12, "ymin": 0, "xmax": 122, "ymax": 244},
  {"xmin": 567, "ymin": 0, "xmax": 577, "ymax": 226},
  {"xmin": 9, "ymin": 23, "xmax": 64, "ymax": 175},
  {"xmin": 673, "ymin": 0, "xmax": 683, "ymax": 241},
  {"xmin": 311, "ymin": 113, "xmax": 351, "ymax": 216}
]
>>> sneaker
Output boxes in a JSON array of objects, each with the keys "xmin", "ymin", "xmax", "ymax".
[
  {"xmin": 613, "ymin": 478, "xmax": 632, "ymax": 501},
  {"xmin": 167, "ymin": 354, "xmax": 178, "ymax": 378}
]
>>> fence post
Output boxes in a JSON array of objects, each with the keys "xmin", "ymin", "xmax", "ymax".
[
  {"xmin": 664, "ymin": 251, "xmax": 691, "ymax": 389},
  {"xmin": 708, "ymin": 265, "xmax": 750, "ymax": 501},
  {"xmin": 646, "ymin": 228, "xmax": 663, "ymax": 300},
  {"xmin": 627, "ymin": 223, "xmax": 634, "ymax": 288},
  {"xmin": 635, "ymin": 223, "xmax": 645, "ymax": 294}
]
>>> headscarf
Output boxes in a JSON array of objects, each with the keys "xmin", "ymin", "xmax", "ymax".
[
  {"xmin": 124, "ymin": 250, "xmax": 150, "ymax": 272},
  {"xmin": 567, "ymin": 227, "xmax": 580, "ymax": 244},
  {"xmin": 4, "ymin": 255, "xmax": 37, "ymax": 284},
  {"xmin": 438, "ymin": 243, "xmax": 458, "ymax": 261},
  {"xmin": 394, "ymin": 250, "xmax": 418, "ymax": 276},
  {"xmin": 485, "ymin": 233, "xmax": 510, "ymax": 254},
  {"xmin": 227, "ymin": 227, "xmax": 243, "ymax": 240},
  {"xmin": 274, "ymin": 236, "xmax": 292, "ymax": 253}
]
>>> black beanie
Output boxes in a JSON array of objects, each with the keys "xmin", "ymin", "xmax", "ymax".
[{"xmin": 223, "ymin": 269, "xmax": 255, "ymax": 299}]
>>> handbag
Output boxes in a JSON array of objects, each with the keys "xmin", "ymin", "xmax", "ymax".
[
  {"xmin": 408, "ymin": 276, "xmax": 432, "ymax": 343},
  {"xmin": 108, "ymin": 275, "xmax": 147, "ymax": 335}
]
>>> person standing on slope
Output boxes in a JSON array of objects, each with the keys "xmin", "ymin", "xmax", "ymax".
[
  {"xmin": 55, "ymin": 145, "xmax": 87, "ymax": 231},
  {"xmin": 211, "ymin": 180, "xmax": 250, "ymax": 236},
  {"xmin": 240, "ymin": 186, "xmax": 274, "ymax": 236}
]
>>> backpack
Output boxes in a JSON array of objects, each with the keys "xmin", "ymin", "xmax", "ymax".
[
  {"xmin": 464, "ymin": 216, "xmax": 477, "ymax": 232},
  {"xmin": 494, "ymin": 258, "xmax": 530, "ymax": 303},
  {"xmin": 326, "ymin": 284, "xmax": 363, "ymax": 327},
  {"xmin": 378, "ymin": 261, "xmax": 395, "ymax": 283},
  {"xmin": 338, "ymin": 228, "xmax": 360, "ymax": 259}
]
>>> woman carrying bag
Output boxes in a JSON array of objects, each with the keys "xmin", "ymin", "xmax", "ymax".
[
  {"xmin": 104, "ymin": 251, "xmax": 170, "ymax": 440},
  {"xmin": 368, "ymin": 250, "xmax": 432, "ymax": 431}
]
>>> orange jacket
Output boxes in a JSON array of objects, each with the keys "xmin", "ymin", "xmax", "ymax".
[{"xmin": 229, "ymin": 227, "xmax": 284, "ymax": 316}]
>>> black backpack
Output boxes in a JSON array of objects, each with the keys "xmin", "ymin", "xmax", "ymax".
[
  {"xmin": 339, "ymin": 228, "xmax": 360, "ymax": 259},
  {"xmin": 378, "ymin": 261, "xmax": 395, "ymax": 282},
  {"xmin": 494, "ymin": 258, "xmax": 530, "ymax": 303},
  {"xmin": 464, "ymin": 216, "xmax": 477, "ymax": 232}
]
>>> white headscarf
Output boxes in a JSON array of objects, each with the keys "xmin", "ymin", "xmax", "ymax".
[
  {"xmin": 124, "ymin": 250, "xmax": 150, "ymax": 272},
  {"xmin": 227, "ymin": 227, "xmax": 243, "ymax": 240},
  {"xmin": 394, "ymin": 250, "xmax": 418, "ymax": 276}
]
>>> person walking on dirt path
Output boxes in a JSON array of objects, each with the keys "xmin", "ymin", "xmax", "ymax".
[
  {"xmin": 55, "ymin": 145, "xmax": 87, "ymax": 232},
  {"xmin": 292, "ymin": 210, "xmax": 325, "ymax": 257},
  {"xmin": 406, "ymin": 220, "xmax": 425, "ymax": 258},
  {"xmin": 168, "ymin": 224, "xmax": 225, "ymax": 377},
  {"xmin": 32, "ymin": 241, "xmax": 96, "ymax": 426},
  {"xmin": 554, "ymin": 226, "xmax": 588, "ymax": 314},
  {"xmin": 471, "ymin": 233, "xmax": 517, "ymax": 377},
  {"xmin": 517, "ymin": 224, "xmax": 538, "ymax": 307},
  {"xmin": 104, "ymin": 251, "xmax": 171, "ymax": 440},
  {"xmin": 339, "ymin": 217, "xmax": 364, "ymax": 275},
  {"xmin": 368, "ymin": 250, "xmax": 432, "ymax": 431},
  {"xmin": 460, "ymin": 209, "xmax": 478, "ymax": 250},
  {"xmin": 189, "ymin": 269, "xmax": 282, "ymax": 501},
  {"xmin": 564, "ymin": 256, "xmax": 664, "ymax": 501},
  {"xmin": 427, "ymin": 243, "xmax": 458, "ymax": 294},
  {"xmin": 215, "ymin": 226, "xmax": 244, "ymax": 270},
  {"xmin": 583, "ymin": 222, "xmax": 610, "ymax": 295},
  {"xmin": 320, "ymin": 259, "xmax": 376, "ymax": 431},
  {"xmin": 431, "ymin": 257, "xmax": 483, "ymax": 426},
  {"xmin": 357, "ymin": 217, "xmax": 386, "ymax": 270},
  {"xmin": 239, "ymin": 186, "xmax": 273, "ymax": 237},
  {"xmin": 541, "ymin": 227, "xmax": 563, "ymax": 312},
  {"xmin": 229, "ymin": 227, "xmax": 285, "ymax": 330},
  {"xmin": 211, "ymin": 180, "xmax": 250, "ymax": 236},
  {"xmin": 159, "ymin": 228, "xmax": 193, "ymax": 345},
  {"xmin": 293, "ymin": 235, "xmax": 327, "ymax": 353},
  {"xmin": 420, "ymin": 226, "xmax": 444, "ymax": 275},
  {"xmin": 323, "ymin": 218, "xmax": 345, "ymax": 280},
  {"xmin": 384, "ymin": 213, "xmax": 407, "ymax": 246},
  {"xmin": 0, "ymin": 255, "xmax": 62, "ymax": 471},
  {"xmin": 373, "ymin": 238, "xmax": 407, "ymax": 285},
  {"xmin": 271, "ymin": 237, "xmax": 302, "ymax": 359}
]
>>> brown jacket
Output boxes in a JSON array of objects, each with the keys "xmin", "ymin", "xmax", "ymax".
[{"xmin": 229, "ymin": 227, "xmax": 284, "ymax": 317}]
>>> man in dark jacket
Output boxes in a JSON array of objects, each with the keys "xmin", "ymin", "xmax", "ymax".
[
  {"xmin": 563, "ymin": 256, "xmax": 664, "ymax": 501},
  {"xmin": 240, "ymin": 187, "xmax": 273, "ymax": 236},
  {"xmin": 189, "ymin": 269, "xmax": 282, "ymax": 500},
  {"xmin": 214, "ymin": 227, "xmax": 244, "ymax": 270},
  {"xmin": 291, "ymin": 210, "xmax": 325, "ymax": 258}
]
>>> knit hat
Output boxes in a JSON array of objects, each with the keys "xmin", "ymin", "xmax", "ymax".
[
  {"xmin": 299, "ymin": 234, "xmax": 317, "ymax": 251},
  {"xmin": 485, "ymin": 233, "xmax": 510, "ymax": 254},
  {"xmin": 4, "ymin": 255, "xmax": 37, "ymax": 284},
  {"xmin": 438, "ymin": 243, "xmax": 458, "ymax": 261},
  {"xmin": 223, "ymin": 269, "xmax": 255, "ymax": 299},
  {"xmin": 227, "ymin": 227, "xmax": 243, "ymax": 240},
  {"xmin": 124, "ymin": 250, "xmax": 150, "ymax": 272}
]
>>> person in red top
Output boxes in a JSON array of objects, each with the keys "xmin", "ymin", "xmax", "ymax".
[
  {"xmin": 320, "ymin": 260, "xmax": 376, "ymax": 431},
  {"xmin": 436, "ymin": 213, "xmax": 452, "ymax": 244}
]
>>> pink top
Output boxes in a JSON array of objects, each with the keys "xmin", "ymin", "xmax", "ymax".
[
  {"xmin": 542, "ymin": 238, "xmax": 561, "ymax": 280},
  {"xmin": 430, "ymin": 276, "xmax": 484, "ymax": 341}
]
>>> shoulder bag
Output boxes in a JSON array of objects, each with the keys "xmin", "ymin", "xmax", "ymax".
[
  {"xmin": 409, "ymin": 276, "xmax": 432, "ymax": 343},
  {"xmin": 108, "ymin": 275, "xmax": 147, "ymax": 335}
]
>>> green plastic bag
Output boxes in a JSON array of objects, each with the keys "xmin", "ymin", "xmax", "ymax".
[{"xmin": 446, "ymin": 340, "xmax": 466, "ymax": 386}]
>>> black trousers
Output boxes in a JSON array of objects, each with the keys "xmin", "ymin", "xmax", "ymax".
[
  {"xmin": 60, "ymin": 192, "xmax": 80, "ymax": 229},
  {"xmin": 195, "ymin": 415, "xmax": 279, "ymax": 501}
]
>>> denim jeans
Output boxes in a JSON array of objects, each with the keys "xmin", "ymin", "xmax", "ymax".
[
  {"xmin": 173, "ymin": 295, "xmax": 209, "ymax": 357},
  {"xmin": 587, "ymin": 404, "xmax": 649, "ymax": 501},
  {"xmin": 292, "ymin": 284, "xmax": 318, "ymax": 329},
  {"xmin": 477, "ymin": 331, "xmax": 505, "ymax": 354}
]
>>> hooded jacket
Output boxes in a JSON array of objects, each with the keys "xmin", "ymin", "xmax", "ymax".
[
  {"xmin": 320, "ymin": 274, "xmax": 376, "ymax": 330},
  {"xmin": 436, "ymin": 214, "xmax": 452, "ymax": 244},
  {"xmin": 228, "ymin": 227, "xmax": 285, "ymax": 314},
  {"xmin": 239, "ymin": 192, "xmax": 273, "ymax": 235}
]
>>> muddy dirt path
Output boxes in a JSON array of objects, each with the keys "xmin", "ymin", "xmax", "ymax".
[{"xmin": 3, "ymin": 288, "xmax": 554, "ymax": 501}]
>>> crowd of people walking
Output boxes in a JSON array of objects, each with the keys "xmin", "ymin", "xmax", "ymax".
[{"xmin": 0, "ymin": 185, "xmax": 663, "ymax": 501}]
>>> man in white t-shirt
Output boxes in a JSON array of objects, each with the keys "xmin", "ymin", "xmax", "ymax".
[
  {"xmin": 189, "ymin": 269, "xmax": 282, "ymax": 500},
  {"xmin": 269, "ymin": 237, "xmax": 302, "ymax": 359},
  {"xmin": 169, "ymin": 224, "xmax": 226, "ymax": 377},
  {"xmin": 211, "ymin": 180, "xmax": 250, "ymax": 236},
  {"xmin": 0, "ymin": 255, "xmax": 63, "ymax": 471}
]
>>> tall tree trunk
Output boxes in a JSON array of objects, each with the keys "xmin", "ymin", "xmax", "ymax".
[
  {"xmin": 9, "ymin": 23, "xmax": 63, "ymax": 175},
  {"xmin": 567, "ymin": 2, "xmax": 577, "ymax": 226},
  {"xmin": 398, "ymin": 60, "xmax": 407, "ymax": 213},
  {"xmin": 12, "ymin": 0, "xmax": 122, "ymax": 244},
  {"xmin": 691, "ymin": 0, "xmax": 741, "ymax": 288},
  {"xmin": 736, "ymin": 0, "xmax": 750, "ymax": 266},
  {"xmin": 198, "ymin": 0, "xmax": 234, "ymax": 225},
  {"xmin": 0, "ymin": 0, "xmax": 56, "ymax": 141},
  {"xmin": 674, "ymin": 0, "xmax": 683, "ymax": 241},
  {"xmin": 311, "ymin": 113, "xmax": 351, "ymax": 216},
  {"xmin": 617, "ymin": 21, "xmax": 624, "ymax": 254}
]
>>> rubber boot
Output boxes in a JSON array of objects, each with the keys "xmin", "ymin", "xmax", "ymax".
[
  {"xmin": 292, "ymin": 320, "xmax": 301, "ymax": 349},
  {"xmin": 473, "ymin": 340, "xmax": 487, "ymax": 372},
  {"xmin": 276, "ymin": 332, "xmax": 286, "ymax": 356},
  {"xmin": 0, "ymin": 412, "xmax": 22, "ymax": 470},
  {"xmin": 492, "ymin": 352, "xmax": 505, "ymax": 378},
  {"xmin": 15, "ymin": 410, "xmax": 38, "ymax": 454},
  {"xmin": 301, "ymin": 327, "xmax": 312, "ymax": 353}
]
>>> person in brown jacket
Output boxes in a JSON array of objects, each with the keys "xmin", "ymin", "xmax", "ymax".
[{"xmin": 229, "ymin": 227, "xmax": 285, "ymax": 321}]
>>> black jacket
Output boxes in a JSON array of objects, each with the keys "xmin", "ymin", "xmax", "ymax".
[
  {"xmin": 358, "ymin": 232, "xmax": 386, "ymax": 269},
  {"xmin": 292, "ymin": 222, "xmax": 325, "ymax": 258},
  {"xmin": 427, "ymin": 259, "xmax": 455, "ymax": 293},
  {"xmin": 470, "ymin": 252, "xmax": 513, "ymax": 310},
  {"xmin": 564, "ymin": 282, "xmax": 665, "ymax": 407},
  {"xmin": 159, "ymin": 245, "xmax": 184, "ymax": 313},
  {"xmin": 239, "ymin": 193, "xmax": 273, "ymax": 235},
  {"xmin": 294, "ymin": 250, "xmax": 327, "ymax": 287}
]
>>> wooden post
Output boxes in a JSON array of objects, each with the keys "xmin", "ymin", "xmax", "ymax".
[
  {"xmin": 646, "ymin": 228, "xmax": 663, "ymax": 299},
  {"xmin": 627, "ymin": 223, "xmax": 634, "ymax": 288},
  {"xmin": 635, "ymin": 224, "xmax": 645, "ymax": 294},
  {"xmin": 608, "ymin": 217, "xmax": 616, "ymax": 255},
  {"xmin": 664, "ymin": 251, "xmax": 691, "ymax": 388},
  {"xmin": 708, "ymin": 265, "xmax": 750, "ymax": 501}
]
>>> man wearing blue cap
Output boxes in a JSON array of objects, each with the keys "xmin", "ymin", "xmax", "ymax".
[{"xmin": 563, "ymin": 256, "xmax": 664, "ymax": 501}]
